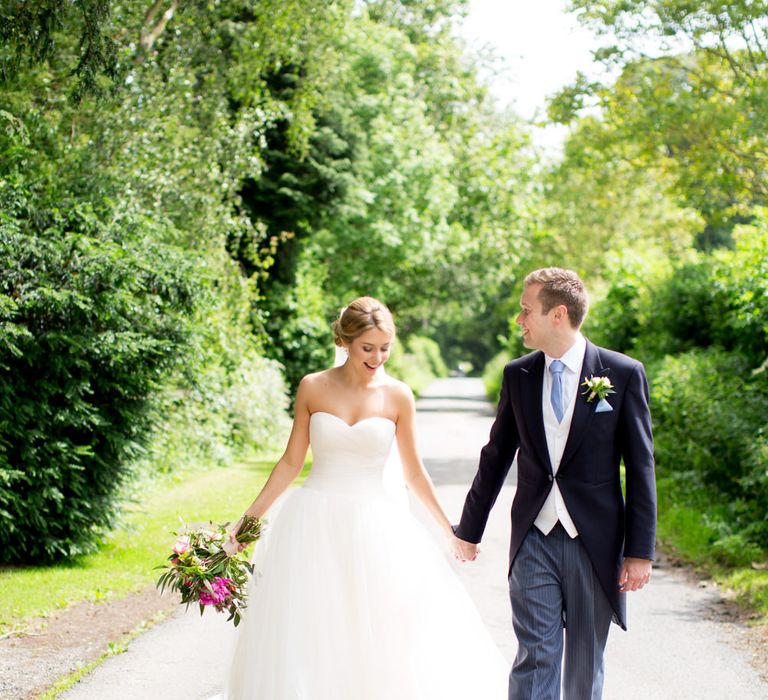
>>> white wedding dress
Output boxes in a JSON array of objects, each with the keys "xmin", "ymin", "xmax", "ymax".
[{"xmin": 221, "ymin": 411, "xmax": 508, "ymax": 699}]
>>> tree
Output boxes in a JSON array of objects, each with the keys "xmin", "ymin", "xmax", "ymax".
[
  {"xmin": 0, "ymin": 0, "xmax": 349, "ymax": 560},
  {"xmin": 539, "ymin": 113, "xmax": 702, "ymax": 274},
  {"xmin": 551, "ymin": 1, "xmax": 768, "ymax": 247},
  {"xmin": 227, "ymin": 8, "xmax": 534, "ymax": 380}
]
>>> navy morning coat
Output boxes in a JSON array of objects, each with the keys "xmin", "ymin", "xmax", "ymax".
[{"xmin": 456, "ymin": 340, "xmax": 657, "ymax": 630}]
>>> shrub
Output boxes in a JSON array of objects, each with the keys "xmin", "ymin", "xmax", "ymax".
[
  {"xmin": 482, "ymin": 350, "xmax": 511, "ymax": 404},
  {"xmin": 655, "ymin": 497, "xmax": 719, "ymax": 564},
  {"xmin": 387, "ymin": 335, "xmax": 448, "ymax": 396},
  {"xmin": 740, "ymin": 431, "xmax": 768, "ymax": 545},
  {"xmin": 406, "ymin": 335, "xmax": 448, "ymax": 379},
  {"xmin": 710, "ymin": 534, "xmax": 764, "ymax": 568},
  {"xmin": 727, "ymin": 215, "xmax": 768, "ymax": 365},
  {"xmin": 628, "ymin": 223, "xmax": 768, "ymax": 365},
  {"xmin": 128, "ymin": 250, "xmax": 293, "ymax": 478},
  {"xmin": 0, "ymin": 216, "xmax": 201, "ymax": 562},
  {"xmin": 651, "ymin": 348, "xmax": 767, "ymax": 547},
  {"xmin": 137, "ymin": 345, "xmax": 291, "ymax": 478},
  {"xmin": 632, "ymin": 257, "xmax": 731, "ymax": 359},
  {"xmin": 656, "ymin": 493, "xmax": 765, "ymax": 568},
  {"xmin": 585, "ymin": 279, "xmax": 642, "ymax": 354},
  {"xmin": 258, "ymin": 257, "xmax": 334, "ymax": 396}
]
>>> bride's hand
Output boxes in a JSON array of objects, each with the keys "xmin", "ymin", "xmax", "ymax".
[
  {"xmin": 222, "ymin": 532, "xmax": 239, "ymax": 557},
  {"xmin": 449, "ymin": 533, "xmax": 479, "ymax": 562},
  {"xmin": 223, "ymin": 517, "xmax": 248, "ymax": 556}
]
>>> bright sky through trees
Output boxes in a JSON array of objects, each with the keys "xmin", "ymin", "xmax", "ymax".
[{"xmin": 460, "ymin": 0, "xmax": 604, "ymax": 152}]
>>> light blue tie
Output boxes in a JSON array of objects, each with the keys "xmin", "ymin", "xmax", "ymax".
[{"xmin": 549, "ymin": 360, "xmax": 565, "ymax": 423}]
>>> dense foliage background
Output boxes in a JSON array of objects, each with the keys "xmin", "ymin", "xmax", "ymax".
[
  {"xmin": 491, "ymin": 0, "xmax": 768, "ymax": 568},
  {"xmin": 0, "ymin": 0, "xmax": 765, "ymax": 580},
  {"xmin": 0, "ymin": 0, "xmax": 531, "ymax": 561}
]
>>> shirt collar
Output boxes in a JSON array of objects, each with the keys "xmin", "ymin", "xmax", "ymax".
[{"xmin": 544, "ymin": 332, "xmax": 586, "ymax": 374}]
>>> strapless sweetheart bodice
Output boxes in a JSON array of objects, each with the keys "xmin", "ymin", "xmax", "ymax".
[{"xmin": 302, "ymin": 411, "xmax": 397, "ymax": 494}]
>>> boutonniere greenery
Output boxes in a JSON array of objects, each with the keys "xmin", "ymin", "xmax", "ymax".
[{"xmin": 581, "ymin": 375, "xmax": 615, "ymax": 403}]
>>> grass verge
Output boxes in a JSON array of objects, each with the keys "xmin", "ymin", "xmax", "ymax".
[
  {"xmin": 656, "ymin": 477, "xmax": 768, "ymax": 622},
  {"xmin": 0, "ymin": 455, "xmax": 307, "ymax": 635}
]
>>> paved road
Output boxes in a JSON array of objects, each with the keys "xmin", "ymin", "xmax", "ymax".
[{"xmin": 61, "ymin": 378, "xmax": 767, "ymax": 699}]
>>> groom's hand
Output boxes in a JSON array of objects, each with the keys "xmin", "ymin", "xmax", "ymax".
[
  {"xmin": 618, "ymin": 557, "xmax": 652, "ymax": 592},
  {"xmin": 451, "ymin": 535, "xmax": 479, "ymax": 562}
]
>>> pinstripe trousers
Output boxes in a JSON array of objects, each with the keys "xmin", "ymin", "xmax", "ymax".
[{"xmin": 508, "ymin": 524, "xmax": 613, "ymax": 700}]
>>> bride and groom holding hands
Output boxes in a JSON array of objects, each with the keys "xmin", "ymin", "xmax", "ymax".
[{"xmin": 219, "ymin": 267, "xmax": 657, "ymax": 699}]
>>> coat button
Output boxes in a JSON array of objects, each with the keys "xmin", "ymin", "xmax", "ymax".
[{"xmin": 548, "ymin": 474, "xmax": 554, "ymax": 482}]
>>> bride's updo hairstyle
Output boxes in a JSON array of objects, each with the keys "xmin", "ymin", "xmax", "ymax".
[{"xmin": 333, "ymin": 297, "xmax": 396, "ymax": 347}]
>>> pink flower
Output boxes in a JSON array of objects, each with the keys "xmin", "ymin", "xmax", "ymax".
[
  {"xmin": 173, "ymin": 536, "xmax": 190, "ymax": 555},
  {"xmin": 199, "ymin": 577, "xmax": 235, "ymax": 607}
]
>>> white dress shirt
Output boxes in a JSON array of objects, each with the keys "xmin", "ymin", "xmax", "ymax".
[{"xmin": 534, "ymin": 333, "xmax": 587, "ymax": 538}]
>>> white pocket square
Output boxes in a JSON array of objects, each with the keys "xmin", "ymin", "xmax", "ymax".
[{"xmin": 595, "ymin": 398, "xmax": 613, "ymax": 413}]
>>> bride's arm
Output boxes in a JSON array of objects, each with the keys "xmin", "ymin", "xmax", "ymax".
[
  {"xmin": 394, "ymin": 385, "xmax": 454, "ymax": 539},
  {"xmin": 240, "ymin": 377, "xmax": 312, "ymax": 520}
]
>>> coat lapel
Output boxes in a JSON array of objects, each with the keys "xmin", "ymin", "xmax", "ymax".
[
  {"xmin": 559, "ymin": 341, "xmax": 610, "ymax": 470},
  {"xmin": 520, "ymin": 351, "xmax": 553, "ymax": 474}
]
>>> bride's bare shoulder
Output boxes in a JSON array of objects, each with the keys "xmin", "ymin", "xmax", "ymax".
[
  {"xmin": 296, "ymin": 369, "xmax": 341, "ymax": 412},
  {"xmin": 382, "ymin": 375, "xmax": 415, "ymax": 404},
  {"xmin": 298, "ymin": 368, "xmax": 340, "ymax": 395}
]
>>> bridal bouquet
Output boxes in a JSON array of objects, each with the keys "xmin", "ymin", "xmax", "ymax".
[{"xmin": 155, "ymin": 515, "xmax": 264, "ymax": 627}]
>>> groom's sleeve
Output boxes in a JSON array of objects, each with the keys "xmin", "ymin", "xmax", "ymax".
[
  {"xmin": 619, "ymin": 362, "xmax": 657, "ymax": 561},
  {"xmin": 455, "ymin": 366, "xmax": 519, "ymax": 544}
]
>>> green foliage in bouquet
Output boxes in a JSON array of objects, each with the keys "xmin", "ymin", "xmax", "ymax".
[{"xmin": 156, "ymin": 515, "xmax": 264, "ymax": 627}]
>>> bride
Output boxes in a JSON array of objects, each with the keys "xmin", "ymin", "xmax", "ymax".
[{"xmin": 220, "ymin": 296, "xmax": 508, "ymax": 699}]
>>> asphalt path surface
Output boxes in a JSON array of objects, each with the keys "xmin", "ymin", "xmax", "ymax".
[{"xmin": 61, "ymin": 377, "xmax": 767, "ymax": 699}]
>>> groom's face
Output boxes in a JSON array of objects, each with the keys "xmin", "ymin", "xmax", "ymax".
[{"xmin": 516, "ymin": 283, "xmax": 553, "ymax": 350}]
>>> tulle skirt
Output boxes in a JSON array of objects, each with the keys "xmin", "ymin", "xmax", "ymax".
[{"xmin": 222, "ymin": 483, "xmax": 508, "ymax": 699}]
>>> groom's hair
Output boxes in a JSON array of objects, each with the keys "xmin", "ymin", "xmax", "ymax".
[{"xmin": 524, "ymin": 268, "xmax": 588, "ymax": 329}]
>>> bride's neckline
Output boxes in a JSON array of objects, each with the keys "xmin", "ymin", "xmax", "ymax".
[{"xmin": 311, "ymin": 411, "xmax": 396, "ymax": 429}]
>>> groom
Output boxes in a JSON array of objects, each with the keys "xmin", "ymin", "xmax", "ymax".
[{"xmin": 454, "ymin": 268, "xmax": 656, "ymax": 699}]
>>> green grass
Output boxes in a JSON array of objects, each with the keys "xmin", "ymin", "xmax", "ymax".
[
  {"xmin": 716, "ymin": 569, "xmax": 768, "ymax": 617},
  {"xmin": 656, "ymin": 476, "xmax": 768, "ymax": 621},
  {"xmin": 656, "ymin": 502, "xmax": 719, "ymax": 563},
  {"xmin": 0, "ymin": 455, "xmax": 309, "ymax": 635}
]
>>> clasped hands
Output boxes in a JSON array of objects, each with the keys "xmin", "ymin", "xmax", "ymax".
[{"xmin": 450, "ymin": 533, "xmax": 479, "ymax": 562}]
